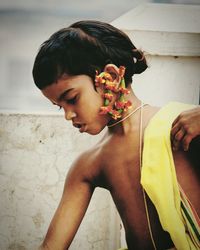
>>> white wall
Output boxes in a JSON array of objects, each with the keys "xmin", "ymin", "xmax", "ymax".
[
  {"xmin": 112, "ymin": 3, "xmax": 200, "ymax": 106},
  {"xmin": 133, "ymin": 55, "xmax": 200, "ymax": 106},
  {"xmin": 0, "ymin": 113, "xmax": 120, "ymax": 250}
]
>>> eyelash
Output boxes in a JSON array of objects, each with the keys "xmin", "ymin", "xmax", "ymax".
[
  {"xmin": 66, "ymin": 96, "xmax": 77, "ymax": 105},
  {"xmin": 58, "ymin": 96, "xmax": 77, "ymax": 110}
]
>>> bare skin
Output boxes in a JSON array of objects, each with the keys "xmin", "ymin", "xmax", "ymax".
[
  {"xmin": 171, "ymin": 106, "xmax": 200, "ymax": 151},
  {"xmin": 40, "ymin": 67, "xmax": 200, "ymax": 250}
]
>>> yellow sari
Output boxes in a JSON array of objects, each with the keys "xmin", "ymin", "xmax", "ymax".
[{"xmin": 141, "ymin": 102, "xmax": 200, "ymax": 250}]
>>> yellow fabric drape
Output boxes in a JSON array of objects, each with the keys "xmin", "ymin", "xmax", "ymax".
[{"xmin": 141, "ymin": 102, "xmax": 198, "ymax": 250}]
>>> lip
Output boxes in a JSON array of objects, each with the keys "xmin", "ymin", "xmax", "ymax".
[
  {"xmin": 73, "ymin": 123, "xmax": 87, "ymax": 133},
  {"xmin": 73, "ymin": 123, "xmax": 82, "ymax": 129},
  {"xmin": 79, "ymin": 124, "xmax": 87, "ymax": 133}
]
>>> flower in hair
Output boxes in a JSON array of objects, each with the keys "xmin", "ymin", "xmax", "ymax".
[
  {"xmin": 104, "ymin": 92, "xmax": 113, "ymax": 101},
  {"xmin": 118, "ymin": 87, "xmax": 130, "ymax": 95},
  {"xmin": 119, "ymin": 66, "xmax": 126, "ymax": 77},
  {"xmin": 124, "ymin": 100, "xmax": 132, "ymax": 111},
  {"xmin": 115, "ymin": 99, "xmax": 132, "ymax": 111},
  {"xmin": 95, "ymin": 76, "xmax": 105, "ymax": 87},
  {"xmin": 99, "ymin": 106, "xmax": 112, "ymax": 115},
  {"xmin": 115, "ymin": 101, "xmax": 125, "ymax": 110},
  {"xmin": 109, "ymin": 109, "xmax": 122, "ymax": 120},
  {"xmin": 103, "ymin": 72, "xmax": 113, "ymax": 81},
  {"xmin": 96, "ymin": 66, "xmax": 132, "ymax": 120},
  {"xmin": 105, "ymin": 83, "xmax": 118, "ymax": 92}
]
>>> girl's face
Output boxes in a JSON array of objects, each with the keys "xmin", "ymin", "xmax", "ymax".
[{"xmin": 42, "ymin": 74, "xmax": 110, "ymax": 135}]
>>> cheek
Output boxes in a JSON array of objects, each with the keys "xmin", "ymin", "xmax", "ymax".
[
  {"xmin": 83, "ymin": 93, "xmax": 104, "ymax": 112},
  {"xmin": 94, "ymin": 92, "xmax": 105, "ymax": 107},
  {"xmin": 85, "ymin": 102, "xmax": 101, "ymax": 117},
  {"xmin": 92, "ymin": 97, "xmax": 104, "ymax": 116}
]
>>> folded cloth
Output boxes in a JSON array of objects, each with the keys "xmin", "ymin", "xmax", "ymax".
[{"xmin": 141, "ymin": 102, "xmax": 200, "ymax": 250}]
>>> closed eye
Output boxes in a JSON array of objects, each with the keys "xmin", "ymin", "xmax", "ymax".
[{"xmin": 66, "ymin": 96, "xmax": 77, "ymax": 105}]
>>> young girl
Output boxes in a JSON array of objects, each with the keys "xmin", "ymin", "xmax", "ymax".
[{"xmin": 32, "ymin": 20, "xmax": 200, "ymax": 250}]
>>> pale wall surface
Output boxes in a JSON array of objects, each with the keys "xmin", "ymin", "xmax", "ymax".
[
  {"xmin": 0, "ymin": 113, "xmax": 120, "ymax": 250},
  {"xmin": 133, "ymin": 55, "xmax": 200, "ymax": 106},
  {"xmin": 112, "ymin": 3, "xmax": 200, "ymax": 106}
]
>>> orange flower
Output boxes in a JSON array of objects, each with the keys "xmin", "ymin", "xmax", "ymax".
[
  {"xmin": 124, "ymin": 100, "xmax": 132, "ymax": 111},
  {"xmin": 95, "ymin": 76, "xmax": 105, "ymax": 86},
  {"xmin": 105, "ymin": 83, "xmax": 118, "ymax": 92},
  {"xmin": 118, "ymin": 87, "xmax": 130, "ymax": 95},
  {"xmin": 99, "ymin": 106, "xmax": 112, "ymax": 115},
  {"xmin": 115, "ymin": 101, "xmax": 125, "ymax": 109},
  {"xmin": 104, "ymin": 92, "xmax": 113, "ymax": 101},
  {"xmin": 119, "ymin": 66, "xmax": 126, "ymax": 78},
  {"xmin": 104, "ymin": 72, "xmax": 113, "ymax": 81},
  {"xmin": 110, "ymin": 110, "xmax": 122, "ymax": 120}
]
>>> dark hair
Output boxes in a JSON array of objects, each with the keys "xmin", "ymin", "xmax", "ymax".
[{"xmin": 32, "ymin": 20, "xmax": 148, "ymax": 90}]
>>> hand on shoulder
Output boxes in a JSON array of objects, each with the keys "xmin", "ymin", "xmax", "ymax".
[{"xmin": 171, "ymin": 106, "xmax": 200, "ymax": 151}]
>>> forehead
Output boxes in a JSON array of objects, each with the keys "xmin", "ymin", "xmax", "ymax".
[{"xmin": 41, "ymin": 74, "xmax": 93, "ymax": 102}]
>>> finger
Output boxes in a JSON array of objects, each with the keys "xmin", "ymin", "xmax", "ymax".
[
  {"xmin": 182, "ymin": 135, "xmax": 193, "ymax": 151},
  {"xmin": 172, "ymin": 139, "xmax": 180, "ymax": 151},
  {"xmin": 171, "ymin": 124, "xmax": 180, "ymax": 139},
  {"xmin": 175, "ymin": 128, "xmax": 185, "ymax": 141},
  {"xmin": 172, "ymin": 128, "xmax": 185, "ymax": 151},
  {"xmin": 172, "ymin": 115, "xmax": 180, "ymax": 127}
]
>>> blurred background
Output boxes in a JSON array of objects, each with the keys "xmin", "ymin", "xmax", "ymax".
[{"xmin": 0, "ymin": 0, "xmax": 200, "ymax": 113}]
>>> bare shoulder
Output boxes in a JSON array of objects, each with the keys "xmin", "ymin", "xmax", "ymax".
[
  {"xmin": 66, "ymin": 144, "xmax": 103, "ymax": 186},
  {"xmin": 143, "ymin": 105, "xmax": 161, "ymax": 128}
]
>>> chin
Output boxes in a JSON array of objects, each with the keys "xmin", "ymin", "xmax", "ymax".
[
  {"xmin": 86, "ymin": 130, "xmax": 101, "ymax": 135},
  {"xmin": 86, "ymin": 126, "xmax": 106, "ymax": 135}
]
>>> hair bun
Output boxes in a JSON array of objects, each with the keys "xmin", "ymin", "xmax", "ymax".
[{"xmin": 132, "ymin": 49, "xmax": 148, "ymax": 74}]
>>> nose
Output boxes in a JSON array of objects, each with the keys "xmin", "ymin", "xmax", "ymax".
[{"xmin": 64, "ymin": 110, "xmax": 77, "ymax": 121}]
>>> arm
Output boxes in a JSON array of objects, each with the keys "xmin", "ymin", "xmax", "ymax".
[
  {"xmin": 39, "ymin": 157, "xmax": 95, "ymax": 250},
  {"xmin": 171, "ymin": 106, "xmax": 200, "ymax": 151}
]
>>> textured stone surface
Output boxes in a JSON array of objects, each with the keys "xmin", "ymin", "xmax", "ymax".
[{"xmin": 0, "ymin": 113, "xmax": 120, "ymax": 250}]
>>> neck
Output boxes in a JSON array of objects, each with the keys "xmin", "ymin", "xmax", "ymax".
[{"xmin": 108, "ymin": 91, "xmax": 143, "ymax": 135}]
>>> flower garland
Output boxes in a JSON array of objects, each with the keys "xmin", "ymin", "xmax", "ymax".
[{"xmin": 95, "ymin": 66, "xmax": 132, "ymax": 120}]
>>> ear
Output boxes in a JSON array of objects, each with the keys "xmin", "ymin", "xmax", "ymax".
[{"xmin": 103, "ymin": 64, "xmax": 122, "ymax": 89}]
